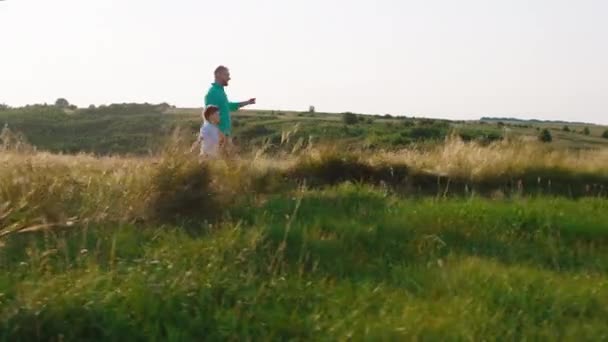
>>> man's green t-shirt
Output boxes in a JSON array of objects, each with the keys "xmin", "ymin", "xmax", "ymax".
[{"xmin": 204, "ymin": 83, "xmax": 240, "ymax": 136}]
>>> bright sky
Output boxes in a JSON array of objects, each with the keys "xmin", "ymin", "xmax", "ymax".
[{"xmin": 1, "ymin": 0, "xmax": 607, "ymax": 124}]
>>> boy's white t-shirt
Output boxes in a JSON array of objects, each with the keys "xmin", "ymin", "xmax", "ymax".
[{"xmin": 200, "ymin": 121, "xmax": 220, "ymax": 157}]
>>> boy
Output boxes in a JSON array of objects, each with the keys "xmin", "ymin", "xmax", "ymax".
[{"xmin": 194, "ymin": 105, "xmax": 225, "ymax": 158}]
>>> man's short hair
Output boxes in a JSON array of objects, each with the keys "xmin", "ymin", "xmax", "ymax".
[
  {"xmin": 203, "ymin": 105, "xmax": 219, "ymax": 120},
  {"xmin": 214, "ymin": 65, "xmax": 228, "ymax": 76}
]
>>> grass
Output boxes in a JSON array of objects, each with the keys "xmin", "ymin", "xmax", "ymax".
[
  {"xmin": 1, "ymin": 185, "xmax": 608, "ymax": 340},
  {"xmin": 1, "ymin": 130, "xmax": 608, "ymax": 340}
]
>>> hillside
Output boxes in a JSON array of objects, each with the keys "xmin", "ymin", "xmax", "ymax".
[{"xmin": 1, "ymin": 104, "xmax": 607, "ymax": 155}]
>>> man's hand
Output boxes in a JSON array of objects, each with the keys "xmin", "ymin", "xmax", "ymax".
[{"xmin": 237, "ymin": 98, "xmax": 256, "ymax": 109}]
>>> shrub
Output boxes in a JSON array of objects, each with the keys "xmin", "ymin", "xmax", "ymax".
[
  {"xmin": 240, "ymin": 124, "xmax": 274, "ymax": 139},
  {"xmin": 145, "ymin": 143, "xmax": 216, "ymax": 224},
  {"xmin": 562, "ymin": 125, "xmax": 570, "ymax": 132},
  {"xmin": 409, "ymin": 126, "xmax": 447, "ymax": 141},
  {"xmin": 391, "ymin": 136, "xmax": 410, "ymax": 146},
  {"xmin": 342, "ymin": 112, "xmax": 358, "ymax": 125},
  {"xmin": 539, "ymin": 129, "xmax": 552, "ymax": 143},
  {"xmin": 419, "ymin": 119, "xmax": 437, "ymax": 125},
  {"xmin": 602, "ymin": 129, "xmax": 608, "ymax": 139},
  {"xmin": 0, "ymin": 125, "xmax": 34, "ymax": 152},
  {"xmin": 583, "ymin": 127, "xmax": 591, "ymax": 135},
  {"xmin": 481, "ymin": 132, "xmax": 503, "ymax": 144},
  {"xmin": 55, "ymin": 98, "xmax": 70, "ymax": 108},
  {"xmin": 0, "ymin": 103, "xmax": 9, "ymax": 111},
  {"xmin": 289, "ymin": 149, "xmax": 375, "ymax": 186},
  {"xmin": 458, "ymin": 130, "xmax": 503, "ymax": 144},
  {"xmin": 342, "ymin": 125, "xmax": 365, "ymax": 138}
]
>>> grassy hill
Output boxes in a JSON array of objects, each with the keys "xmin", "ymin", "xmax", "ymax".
[
  {"xmin": 1, "ymin": 104, "xmax": 607, "ymax": 155},
  {"xmin": 1, "ymin": 104, "xmax": 608, "ymax": 340}
]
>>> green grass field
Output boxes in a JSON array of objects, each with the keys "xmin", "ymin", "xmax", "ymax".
[
  {"xmin": 1, "ymin": 182, "xmax": 608, "ymax": 340},
  {"xmin": 1, "ymin": 104, "xmax": 608, "ymax": 340}
]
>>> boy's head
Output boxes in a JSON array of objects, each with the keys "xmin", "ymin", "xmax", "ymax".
[{"xmin": 203, "ymin": 105, "xmax": 220, "ymax": 124}]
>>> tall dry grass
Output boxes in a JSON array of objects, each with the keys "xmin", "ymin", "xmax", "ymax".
[
  {"xmin": 2, "ymin": 133, "xmax": 607, "ymax": 242},
  {"xmin": 375, "ymin": 136, "xmax": 608, "ymax": 181}
]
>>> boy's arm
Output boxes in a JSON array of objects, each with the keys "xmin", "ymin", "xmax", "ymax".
[
  {"xmin": 218, "ymin": 131, "xmax": 226, "ymax": 146},
  {"xmin": 190, "ymin": 131, "xmax": 203, "ymax": 152}
]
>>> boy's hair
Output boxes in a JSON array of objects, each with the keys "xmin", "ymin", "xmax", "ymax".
[{"xmin": 203, "ymin": 105, "xmax": 219, "ymax": 121}]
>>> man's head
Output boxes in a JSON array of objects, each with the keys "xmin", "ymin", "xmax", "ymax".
[
  {"xmin": 214, "ymin": 65, "xmax": 231, "ymax": 86},
  {"xmin": 203, "ymin": 105, "xmax": 220, "ymax": 124}
]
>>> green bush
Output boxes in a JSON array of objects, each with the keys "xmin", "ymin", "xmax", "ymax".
[
  {"xmin": 458, "ymin": 130, "xmax": 503, "ymax": 145},
  {"xmin": 583, "ymin": 127, "xmax": 591, "ymax": 135},
  {"xmin": 409, "ymin": 126, "xmax": 447, "ymax": 141},
  {"xmin": 342, "ymin": 112, "xmax": 358, "ymax": 125},
  {"xmin": 562, "ymin": 125, "xmax": 570, "ymax": 132},
  {"xmin": 602, "ymin": 130, "xmax": 608, "ymax": 139},
  {"xmin": 539, "ymin": 129, "xmax": 552, "ymax": 143},
  {"xmin": 240, "ymin": 124, "xmax": 275, "ymax": 140},
  {"xmin": 390, "ymin": 135, "xmax": 411, "ymax": 146}
]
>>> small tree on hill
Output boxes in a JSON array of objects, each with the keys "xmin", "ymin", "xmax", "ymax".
[
  {"xmin": 342, "ymin": 112, "xmax": 358, "ymax": 125},
  {"xmin": 539, "ymin": 129, "xmax": 552, "ymax": 143},
  {"xmin": 55, "ymin": 98, "xmax": 70, "ymax": 108},
  {"xmin": 308, "ymin": 105, "xmax": 315, "ymax": 113},
  {"xmin": 602, "ymin": 129, "xmax": 608, "ymax": 139},
  {"xmin": 582, "ymin": 127, "xmax": 591, "ymax": 135},
  {"xmin": 562, "ymin": 125, "xmax": 570, "ymax": 132}
]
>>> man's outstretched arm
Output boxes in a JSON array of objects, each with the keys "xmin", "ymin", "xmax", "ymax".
[{"xmin": 229, "ymin": 98, "xmax": 256, "ymax": 111}]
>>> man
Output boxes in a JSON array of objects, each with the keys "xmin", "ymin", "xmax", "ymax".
[{"xmin": 204, "ymin": 66, "xmax": 255, "ymax": 144}]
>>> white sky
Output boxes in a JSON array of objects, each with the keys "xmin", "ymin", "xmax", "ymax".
[{"xmin": 1, "ymin": 0, "xmax": 607, "ymax": 124}]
